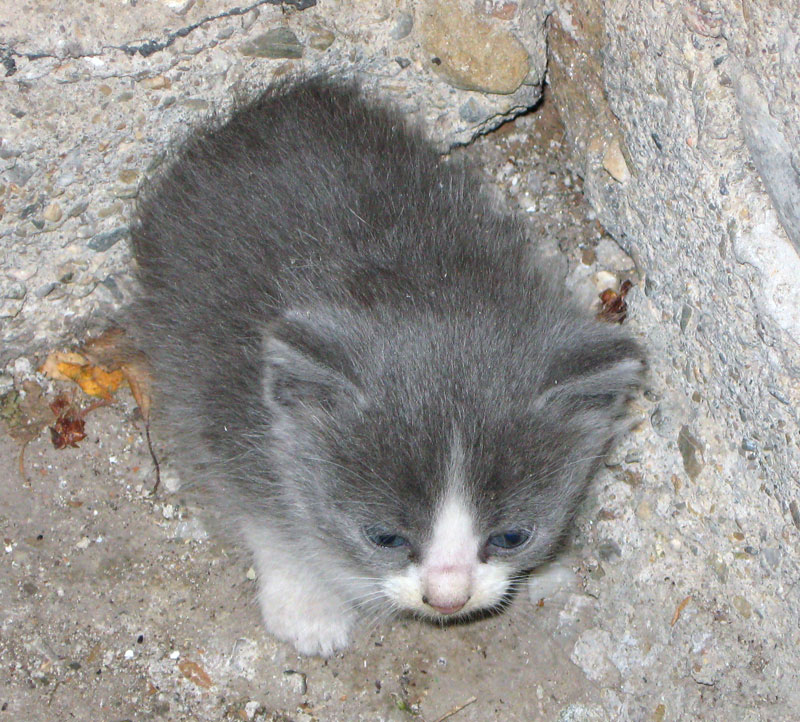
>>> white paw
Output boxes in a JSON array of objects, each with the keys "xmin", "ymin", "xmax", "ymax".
[
  {"xmin": 269, "ymin": 611, "xmax": 352, "ymax": 657},
  {"xmin": 259, "ymin": 593, "xmax": 353, "ymax": 657},
  {"xmin": 255, "ymin": 569, "xmax": 354, "ymax": 657}
]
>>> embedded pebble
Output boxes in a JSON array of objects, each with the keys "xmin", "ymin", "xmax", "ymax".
[
  {"xmin": 678, "ymin": 425, "xmax": 704, "ymax": 480},
  {"xmin": 43, "ymin": 202, "xmax": 62, "ymax": 223},
  {"xmin": 649, "ymin": 402, "xmax": 683, "ymax": 439},
  {"xmin": 161, "ymin": 467, "xmax": 183, "ymax": 493},
  {"xmin": 173, "ymin": 518, "xmax": 209, "ymax": 542},
  {"xmin": 557, "ymin": 704, "xmax": 609, "ymax": 722},
  {"xmin": 4, "ymin": 282, "xmax": 26, "ymax": 300},
  {"xmin": 307, "ymin": 25, "xmax": 335, "ymax": 51},
  {"xmin": 67, "ymin": 200, "xmax": 90, "ymax": 217},
  {"xmin": 141, "ymin": 75, "xmax": 170, "ymax": 90},
  {"xmin": 731, "ymin": 596, "xmax": 752, "ymax": 618},
  {"xmin": 594, "ymin": 238, "xmax": 634, "ymax": 272},
  {"xmin": 88, "ymin": 226, "xmax": 129, "ymax": 252},
  {"xmin": 118, "ymin": 169, "xmax": 139, "ymax": 185},
  {"xmin": 239, "ymin": 28, "xmax": 304, "ymax": 59},
  {"xmin": 390, "ymin": 12, "xmax": 414, "ymax": 40},
  {"xmin": 283, "ymin": 669, "xmax": 308, "ymax": 695},
  {"xmin": 420, "ymin": 0, "xmax": 529, "ymax": 94},
  {"xmin": 570, "ymin": 628, "xmax": 618, "ymax": 684},
  {"xmin": 602, "ymin": 138, "xmax": 630, "ymax": 183}
]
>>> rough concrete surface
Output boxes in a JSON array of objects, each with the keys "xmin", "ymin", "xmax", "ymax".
[{"xmin": 3, "ymin": 0, "xmax": 800, "ymax": 720}]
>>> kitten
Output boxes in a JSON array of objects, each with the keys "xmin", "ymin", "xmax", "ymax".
[{"xmin": 129, "ymin": 77, "xmax": 644, "ymax": 657}]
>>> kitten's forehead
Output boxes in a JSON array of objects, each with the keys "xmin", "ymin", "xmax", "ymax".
[
  {"xmin": 444, "ymin": 430, "xmax": 468, "ymax": 493},
  {"xmin": 424, "ymin": 431, "xmax": 480, "ymax": 565}
]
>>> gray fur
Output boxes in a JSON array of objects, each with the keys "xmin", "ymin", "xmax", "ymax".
[{"xmin": 129, "ymin": 77, "xmax": 644, "ymax": 654}]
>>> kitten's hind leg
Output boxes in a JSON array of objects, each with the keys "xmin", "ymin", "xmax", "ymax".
[{"xmin": 252, "ymin": 545, "xmax": 356, "ymax": 657}]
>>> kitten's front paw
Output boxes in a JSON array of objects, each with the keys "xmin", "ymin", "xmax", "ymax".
[
  {"xmin": 257, "ymin": 581, "xmax": 354, "ymax": 657},
  {"xmin": 269, "ymin": 611, "xmax": 352, "ymax": 658}
]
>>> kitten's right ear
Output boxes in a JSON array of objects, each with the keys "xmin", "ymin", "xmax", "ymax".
[{"xmin": 262, "ymin": 310, "xmax": 364, "ymax": 415}]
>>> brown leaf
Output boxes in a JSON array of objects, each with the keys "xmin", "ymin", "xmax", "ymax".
[
  {"xmin": 597, "ymin": 279, "xmax": 633, "ymax": 324},
  {"xmin": 121, "ymin": 356, "xmax": 152, "ymax": 422},
  {"xmin": 82, "ymin": 327, "xmax": 152, "ymax": 420},
  {"xmin": 177, "ymin": 659, "xmax": 212, "ymax": 689},
  {"xmin": 49, "ymin": 395, "xmax": 87, "ymax": 450}
]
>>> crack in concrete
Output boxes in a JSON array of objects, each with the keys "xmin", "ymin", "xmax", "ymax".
[{"xmin": 0, "ymin": 0, "xmax": 316, "ymax": 76}]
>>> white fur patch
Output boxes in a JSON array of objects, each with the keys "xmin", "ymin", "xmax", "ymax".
[
  {"xmin": 382, "ymin": 433, "xmax": 514, "ymax": 618},
  {"xmin": 247, "ymin": 525, "xmax": 355, "ymax": 657}
]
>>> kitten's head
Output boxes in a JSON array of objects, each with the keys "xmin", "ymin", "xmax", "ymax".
[{"xmin": 261, "ymin": 305, "xmax": 644, "ymax": 620}]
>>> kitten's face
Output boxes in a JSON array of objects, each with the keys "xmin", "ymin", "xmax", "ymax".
[
  {"xmin": 263, "ymin": 310, "xmax": 643, "ymax": 622},
  {"xmin": 309, "ymin": 405, "xmax": 603, "ymax": 621}
]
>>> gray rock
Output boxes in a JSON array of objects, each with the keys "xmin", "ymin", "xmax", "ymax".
[
  {"xmin": 239, "ymin": 27, "xmax": 304, "ymax": 59},
  {"xmin": 390, "ymin": 12, "xmax": 414, "ymax": 40},
  {"xmin": 88, "ymin": 226, "xmax": 129, "ymax": 252}
]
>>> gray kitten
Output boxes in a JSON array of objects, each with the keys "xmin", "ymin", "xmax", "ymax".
[{"xmin": 129, "ymin": 77, "xmax": 644, "ymax": 656}]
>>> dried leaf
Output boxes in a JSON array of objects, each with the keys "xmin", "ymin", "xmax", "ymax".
[
  {"xmin": 39, "ymin": 351, "xmax": 89, "ymax": 381},
  {"xmin": 40, "ymin": 350, "xmax": 124, "ymax": 399},
  {"xmin": 57, "ymin": 361, "xmax": 123, "ymax": 399},
  {"xmin": 80, "ymin": 327, "xmax": 125, "ymax": 367},
  {"xmin": 49, "ymin": 394, "xmax": 87, "ymax": 449},
  {"xmin": 121, "ymin": 357, "xmax": 152, "ymax": 422},
  {"xmin": 82, "ymin": 327, "xmax": 152, "ymax": 420},
  {"xmin": 177, "ymin": 659, "xmax": 212, "ymax": 689},
  {"xmin": 597, "ymin": 279, "xmax": 633, "ymax": 324}
]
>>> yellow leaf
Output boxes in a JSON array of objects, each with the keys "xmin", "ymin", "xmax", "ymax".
[
  {"xmin": 40, "ymin": 350, "xmax": 124, "ymax": 399},
  {"xmin": 39, "ymin": 351, "xmax": 89, "ymax": 382}
]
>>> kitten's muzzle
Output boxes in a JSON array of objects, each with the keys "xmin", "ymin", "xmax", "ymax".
[{"xmin": 422, "ymin": 595, "xmax": 469, "ymax": 615}]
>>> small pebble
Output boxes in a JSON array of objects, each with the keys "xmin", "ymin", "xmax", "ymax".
[
  {"xmin": 88, "ymin": 225, "xmax": 129, "ymax": 252},
  {"xmin": 602, "ymin": 138, "xmax": 630, "ymax": 183},
  {"xmin": 308, "ymin": 25, "xmax": 335, "ymax": 51},
  {"xmin": 390, "ymin": 12, "xmax": 414, "ymax": 39},
  {"xmin": 732, "ymin": 596, "xmax": 751, "ymax": 618},
  {"xmin": 283, "ymin": 669, "xmax": 308, "ymax": 695},
  {"xmin": 43, "ymin": 202, "xmax": 62, "ymax": 223},
  {"xmin": 142, "ymin": 75, "xmax": 170, "ymax": 90},
  {"xmin": 239, "ymin": 28, "xmax": 303, "ymax": 59},
  {"xmin": 118, "ymin": 169, "xmax": 139, "ymax": 185},
  {"xmin": 67, "ymin": 200, "xmax": 89, "ymax": 217}
]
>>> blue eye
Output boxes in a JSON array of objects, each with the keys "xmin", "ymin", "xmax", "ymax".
[
  {"xmin": 487, "ymin": 529, "xmax": 531, "ymax": 550},
  {"xmin": 365, "ymin": 527, "xmax": 409, "ymax": 549}
]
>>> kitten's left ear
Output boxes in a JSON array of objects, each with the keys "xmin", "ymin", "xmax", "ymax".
[
  {"xmin": 533, "ymin": 335, "xmax": 646, "ymax": 433},
  {"xmin": 262, "ymin": 309, "xmax": 364, "ymax": 415}
]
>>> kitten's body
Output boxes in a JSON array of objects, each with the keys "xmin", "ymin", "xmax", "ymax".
[{"xmin": 130, "ymin": 78, "xmax": 643, "ymax": 656}]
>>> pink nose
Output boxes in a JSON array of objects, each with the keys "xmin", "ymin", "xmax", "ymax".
[{"xmin": 422, "ymin": 596, "xmax": 468, "ymax": 615}]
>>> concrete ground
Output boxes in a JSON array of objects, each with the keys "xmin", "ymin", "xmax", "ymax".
[{"xmin": 2, "ymin": 98, "xmax": 798, "ymax": 722}]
